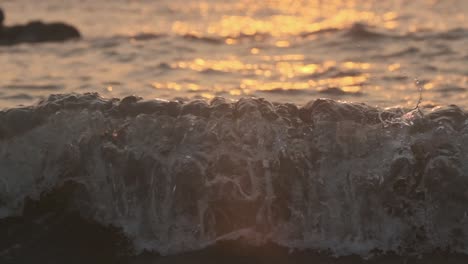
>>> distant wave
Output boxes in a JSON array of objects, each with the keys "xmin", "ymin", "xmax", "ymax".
[
  {"xmin": 3, "ymin": 84, "xmax": 64, "ymax": 91},
  {"xmin": 2, "ymin": 22, "xmax": 466, "ymax": 49},
  {"xmin": 298, "ymin": 67, "xmax": 364, "ymax": 80},
  {"xmin": 322, "ymin": 23, "xmax": 468, "ymax": 41},
  {"xmin": 86, "ymin": 23, "xmax": 468, "ymax": 48},
  {"xmin": 318, "ymin": 87, "xmax": 364, "ymax": 96},
  {"xmin": 181, "ymin": 33, "xmax": 225, "ymax": 44},
  {"xmin": 1, "ymin": 93, "xmax": 468, "ymax": 260}
]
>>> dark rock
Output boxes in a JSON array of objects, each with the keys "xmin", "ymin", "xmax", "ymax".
[{"xmin": 0, "ymin": 8, "xmax": 80, "ymax": 45}]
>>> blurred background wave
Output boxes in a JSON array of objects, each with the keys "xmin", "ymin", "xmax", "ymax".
[{"xmin": 0, "ymin": 0, "xmax": 467, "ymax": 108}]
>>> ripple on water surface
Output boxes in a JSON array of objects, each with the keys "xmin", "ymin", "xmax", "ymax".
[{"xmin": 0, "ymin": 0, "xmax": 467, "ymax": 109}]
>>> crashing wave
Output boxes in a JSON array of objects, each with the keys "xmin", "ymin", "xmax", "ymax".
[{"xmin": 1, "ymin": 93, "xmax": 468, "ymax": 258}]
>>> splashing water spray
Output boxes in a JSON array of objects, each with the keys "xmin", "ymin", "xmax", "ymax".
[{"xmin": 379, "ymin": 78, "xmax": 425, "ymax": 127}]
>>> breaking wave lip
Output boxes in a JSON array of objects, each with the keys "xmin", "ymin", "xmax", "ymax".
[{"xmin": 1, "ymin": 93, "xmax": 468, "ymax": 260}]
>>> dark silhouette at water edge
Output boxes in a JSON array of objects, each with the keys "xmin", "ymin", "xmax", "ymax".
[{"xmin": 0, "ymin": 8, "xmax": 80, "ymax": 45}]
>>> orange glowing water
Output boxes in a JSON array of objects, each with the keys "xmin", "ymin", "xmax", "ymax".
[{"xmin": 0, "ymin": 0, "xmax": 467, "ymax": 108}]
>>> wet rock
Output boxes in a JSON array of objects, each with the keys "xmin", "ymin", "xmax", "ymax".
[{"xmin": 0, "ymin": 8, "xmax": 80, "ymax": 45}]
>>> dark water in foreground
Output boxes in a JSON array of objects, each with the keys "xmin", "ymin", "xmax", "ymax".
[{"xmin": 1, "ymin": 93, "xmax": 468, "ymax": 263}]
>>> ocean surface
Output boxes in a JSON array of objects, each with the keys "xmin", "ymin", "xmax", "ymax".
[
  {"xmin": 0, "ymin": 0, "xmax": 467, "ymax": 109},
  {"xmin": 1, "ymin": 1, "xmax": 468, "ymax": 263}
]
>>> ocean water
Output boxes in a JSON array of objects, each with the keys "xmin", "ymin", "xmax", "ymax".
[
  {"xmin": 2, "ymin": 94, "xmax": 468, "ymax": 263},
  {"xmin": 1, "ymin": 1, "xmax": 468, "ymax": 263},
  {"xmin": 0, "ymin": 0, "xmax": 467, "ymax": 109}
]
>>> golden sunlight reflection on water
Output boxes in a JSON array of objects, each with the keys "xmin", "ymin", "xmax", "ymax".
[
  {"xmin": 150, "ymin": 57, "xmax": 372, "ymax": 98},
  {"xmin": 157, "ymin": 0, "xmax": 410, "ymax": 100},
  {"xmin": 1, "ymin": 0, "xmax": 467, "ymax": 108},
  {"xmin": 171, "ymin": 0, "xmax": 400, "ymax": 38}
]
